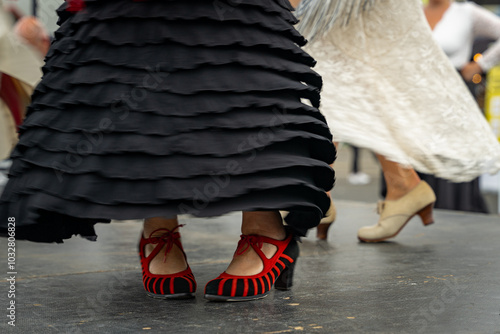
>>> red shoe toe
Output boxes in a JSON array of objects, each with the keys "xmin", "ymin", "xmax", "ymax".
[{"xmin": 139, "ymin": 226, "xmax": 197, "ymax": 299}]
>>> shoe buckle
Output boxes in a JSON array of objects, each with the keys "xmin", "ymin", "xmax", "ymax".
[{"xmin": 376, "ymin": 201, "xmax": 385, "ymax": 215}]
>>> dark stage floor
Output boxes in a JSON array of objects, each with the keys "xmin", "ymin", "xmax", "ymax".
[{"xmin": 1, "ymin": 200, "xmax": 500, "ymax": 333}]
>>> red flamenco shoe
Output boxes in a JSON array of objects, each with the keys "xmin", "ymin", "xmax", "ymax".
[
  {"xmin": 204, "ymin": 232, "xmax": 299, "ymax": 302},
  {"xmin": 139, "ymin": 226, "xmax": 196, "ymax": 299}
]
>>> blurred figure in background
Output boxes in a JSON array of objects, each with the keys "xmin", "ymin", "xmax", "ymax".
[
  {"xmin": 0, "ymin": 4, "xmax": 46, "ymax": 186},
  {"xmin": 347, "ymin": 145, "xmax": 372, "ymax": 185},
  {"xmin": 14, "ymin": 15, "xmax": 51, "ymax": 57},
  {"xmin": 421, "ymin": 0, "xmax": 500, "ymax": 213}
]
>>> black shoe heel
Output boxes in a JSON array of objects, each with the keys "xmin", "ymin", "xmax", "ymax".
[{"xmin": 275, "ymin": 261, "xmax": 296, "ymax": 290}]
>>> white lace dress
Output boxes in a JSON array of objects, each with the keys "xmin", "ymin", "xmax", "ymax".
[{"xmin": 306, "ymin": 0, "xmax": 500, "ymax": 182}]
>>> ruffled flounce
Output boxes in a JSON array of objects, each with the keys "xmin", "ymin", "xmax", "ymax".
[{"xmin": 0, "ymin": 0, "xmax": 335, "ymax": 243}]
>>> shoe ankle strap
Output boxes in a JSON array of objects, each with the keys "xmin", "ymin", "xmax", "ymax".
[
  {"xmin": 235, "ymin": 234, "xmax": 290, "ymax": 259},
  {"xmin": 143, "ymin": 225, "xmax": 185, "ymax": 262},
  {"xmin": 236, "ymin": 235, "xmax": 265, "ymax": 256}
]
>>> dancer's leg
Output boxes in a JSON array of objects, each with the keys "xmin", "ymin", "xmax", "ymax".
[
  {"xmin": 289, "ymin": 0, "xmax": 302, "ymax": 8},
  {"xmin": 352, "ymin": 146, "xmax": 360, "ymax": 174},
  {"xmin": 376, "ymin": 154, "xmax": 420, "ymax": 200}
]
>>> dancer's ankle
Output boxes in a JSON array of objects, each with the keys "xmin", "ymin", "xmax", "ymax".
[
  {"xmin": 143, "ymin": 216, "xmax": 179, "ymax": 237},
  {"xmin": 241, "ymin": 211, "xmax": 286, "ymax": 240},
  {"xmin": 386, "ymin": 179, "xmax": 420, "ymax": 201}
]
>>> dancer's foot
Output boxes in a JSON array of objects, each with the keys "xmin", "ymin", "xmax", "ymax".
[
  {"xmin": 204, "ymin": 211, "xmax": 298, "ymax": 301},
  {"xmin": 357, "ymin": 156, "xmax": 435, "ymax": 242},
  {"xmin": 357, "ymin": 181, "xmax": 436, "ymax": 242},
  {"xmin": 140, "ymin": 217, "xmax": 196, "ymax": 299}
]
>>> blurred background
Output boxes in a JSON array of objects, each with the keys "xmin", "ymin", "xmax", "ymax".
[{"xmin": 1, "ymin": 0, "xmax": 64, "ymax": 33}]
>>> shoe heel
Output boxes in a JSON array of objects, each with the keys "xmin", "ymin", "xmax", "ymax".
[
  {"xmin": 316, "ymin": 222, "xmax": 332, "ymax": 240},
  {"xmin": 417, "ymin": 203, "xmax": 434, "ymax": 226},
  {"xmin": 275, "ymin": 262, "xmax": 296, "ymax": 291}
]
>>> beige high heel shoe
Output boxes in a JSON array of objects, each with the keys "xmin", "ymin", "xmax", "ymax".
[
  {"xmin": 357, "ymin": 181, "xmax": 436, "ymax": 242},
  {"xmin": 317, "ymin": 198, "xmax": 336, "ymax": 240}
]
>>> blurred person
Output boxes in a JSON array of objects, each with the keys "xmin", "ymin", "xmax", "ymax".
[
  {"xmin": 425, "ymin": 0, "xmax": 500, "ymax": 82},
  {"xmin": 347, "ymin": 145, "xmax": 372, "ymax": 185},
  {"xmin": 295, "ymin": 0, "xmax": 500, "ymax": 242},
  {"xmin": 0, "ymin": 4, "xmax": 44, "ymax": 185},
  {"xmin": 0, "ymin": 0, "xmax": 336, "ymax": 302},
  {"xmin": 14, "ymin": 15, "xmax": 51, "ymax": 57},
  {"xmin": 2, "ymin": 7, "xmax": 50, "ymax": 130},
  {"xmin": 6, "ymin": 4, "xmax": 51, "ymax": 50},
  {"xmin": 419, "ymin": 0, "xmax": 500, "ymax": 213}
]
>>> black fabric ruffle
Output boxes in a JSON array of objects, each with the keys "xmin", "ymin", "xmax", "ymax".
[
  {"xmin": 38, "ymin": 64, "xmax": 321, "ymax": 101},
  {"xmin": 44, "ymin": 43, "xmax": 318, "ymax": 82},
  {"xmin": 14, "ymin": 128, "xmax": 332, "ymax": 159},
  {"xmin": 11, "ymin": 148, "xmax": 332, "ymax": 182},
  {"xmin": 56, "ymin": 0, "xmax": 298, "ymax": 27},
  {"xmin": 61, "ymin": 1, "xmax": 303, "ymax": 41},
  {"xmin": 1, "ymin": 0, "xmax": 335, "ymax": 243},
  {"xmin": 20, "ymin": 106, "xmax": 329, "ymax": 136}
]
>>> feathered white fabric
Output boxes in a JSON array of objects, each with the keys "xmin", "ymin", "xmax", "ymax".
[
  {"xmin": 302, "ymin": 0, "xmax": 500, "ymax": 182},
  {"xmin": 296, "ymin": 0, "xmax": 378, "ymax": 43}
]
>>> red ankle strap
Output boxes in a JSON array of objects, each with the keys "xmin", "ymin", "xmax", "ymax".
[
  {"xmin": 236, "ymin": 235, "xmax": 265, "ymax": 256},
  {"xmin": 143, "ymin": 225, "xmax": 184, "ymax": 263},
  {"xmin": 234, "ymin": 234, "xmax": 288, "ymax": 261}
]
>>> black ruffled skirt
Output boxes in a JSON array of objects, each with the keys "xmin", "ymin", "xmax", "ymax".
[{"xmin": 0, "ymin": 0, "xmax": 335, "ymax": 242}]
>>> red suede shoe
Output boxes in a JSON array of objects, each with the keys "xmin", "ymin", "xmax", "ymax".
[
  {"xmin": 204, "ymin": 233, "xmax": 299, "ymax": 302},
  {"xmin": 139, "ymin": 226, "xmax": 196, "ymax": 299}
]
